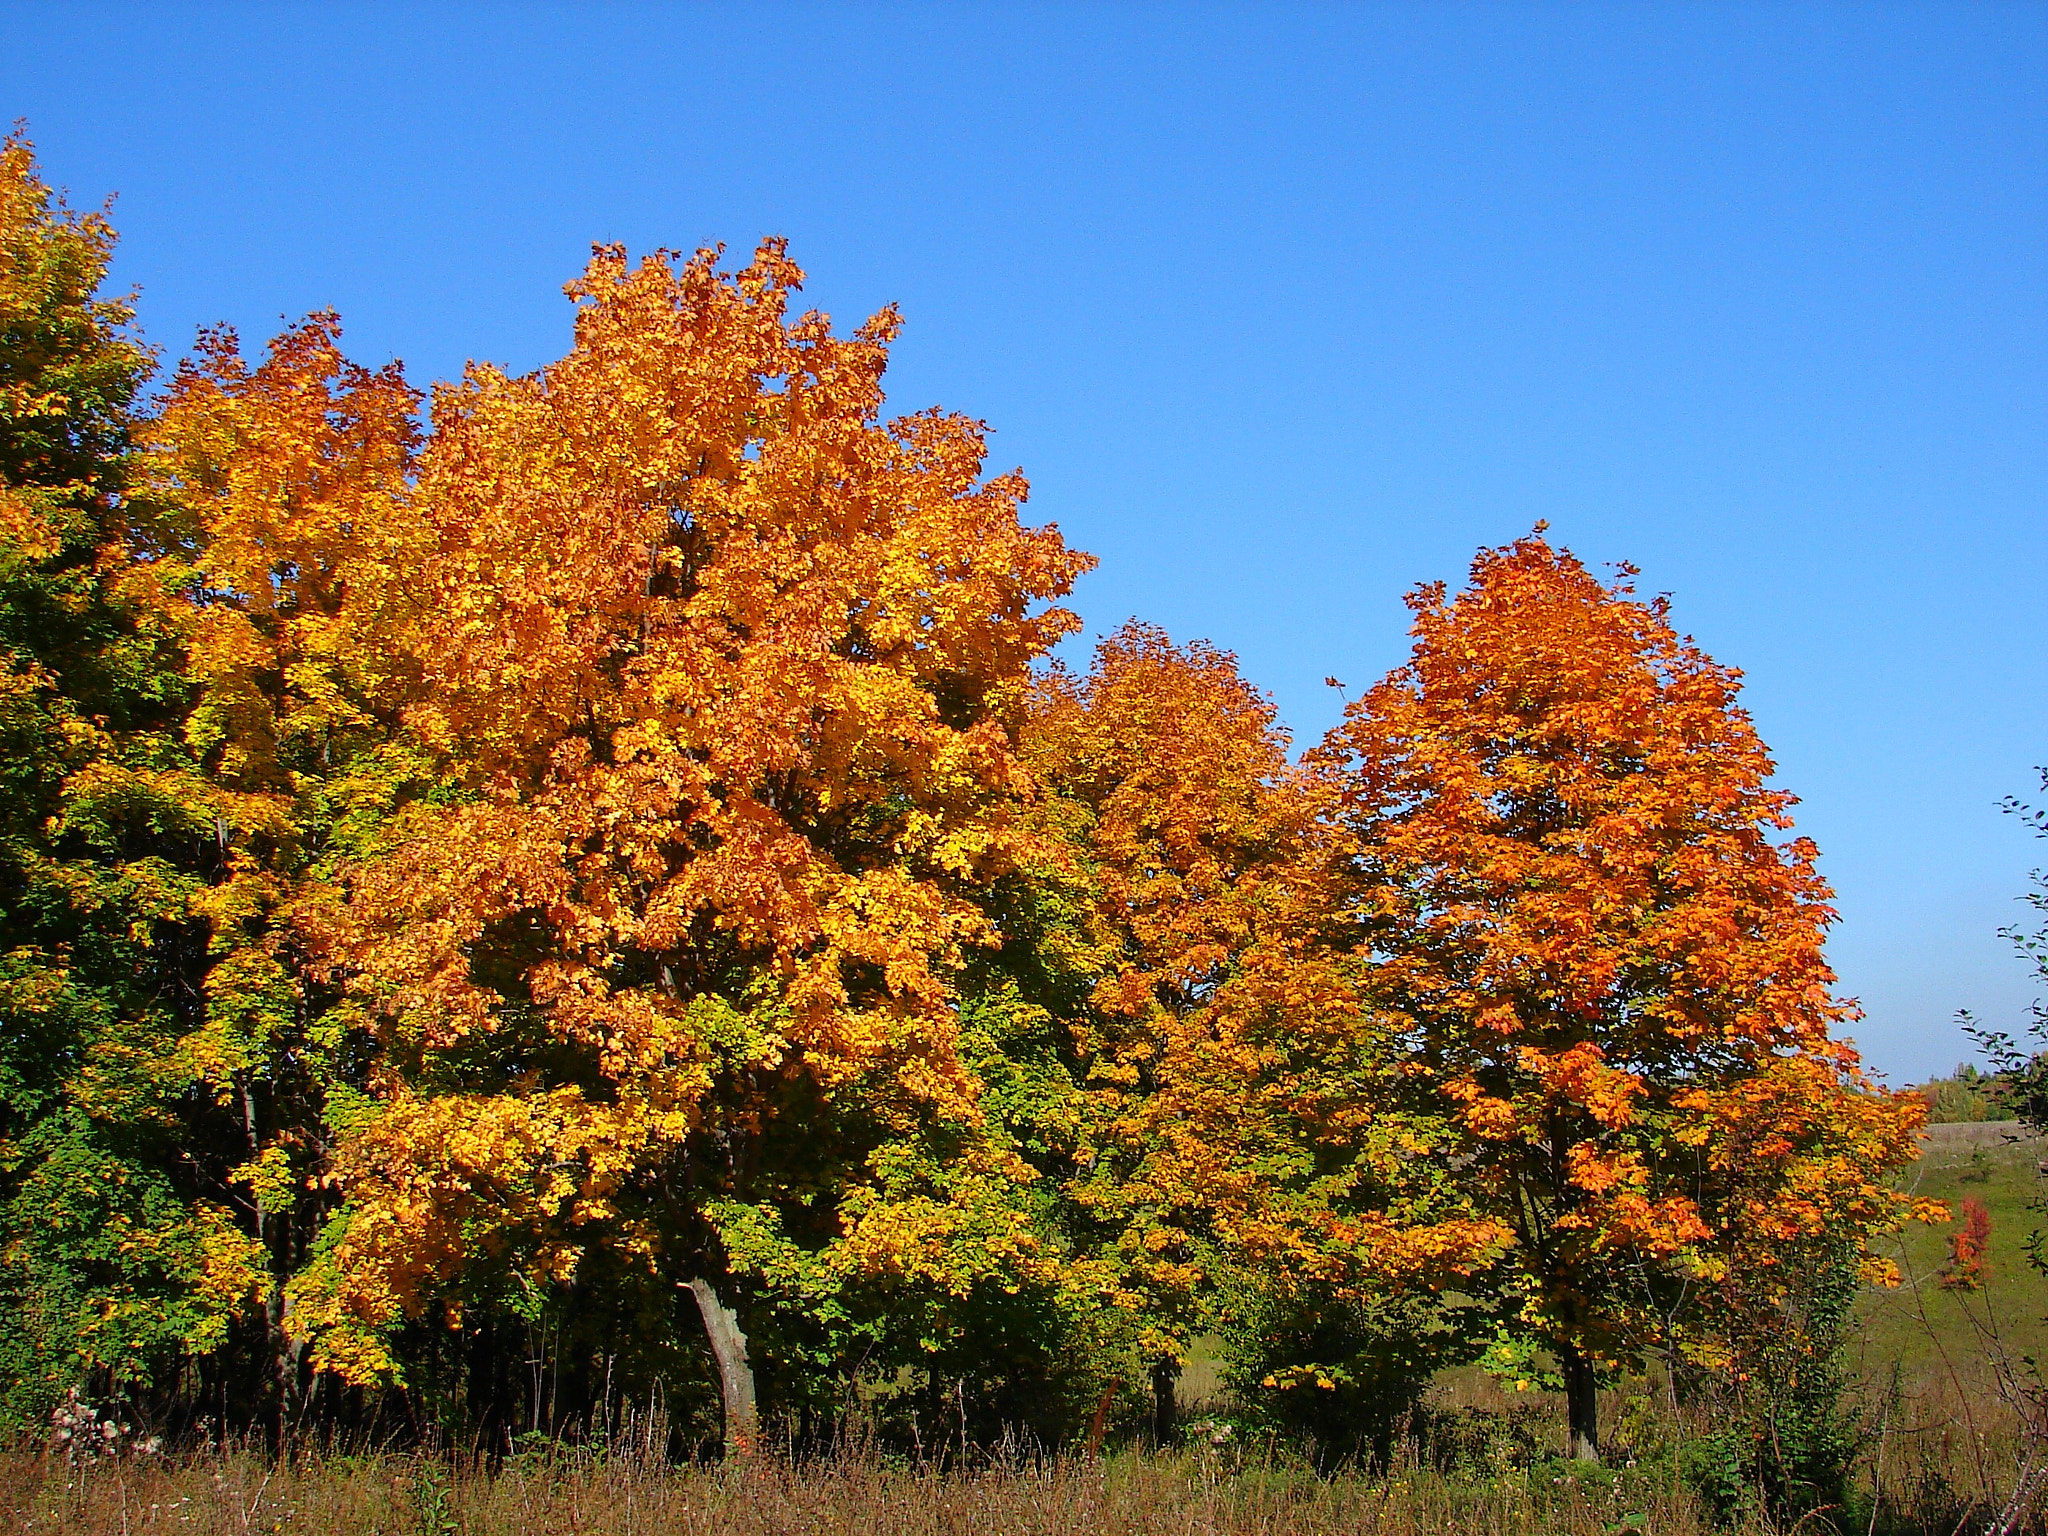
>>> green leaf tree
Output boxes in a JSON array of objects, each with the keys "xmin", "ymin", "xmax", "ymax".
[{"xmin": 0, "ymin": 129, "xmax": 267, "ymax": 1430}]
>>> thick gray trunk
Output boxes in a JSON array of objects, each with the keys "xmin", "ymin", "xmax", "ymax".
[
  {"xmin": 267, "ymin": 1282, "xmax": 304, "ymax": 1426},
  {"xmin": 688, "ymin": 1278, "xmax": 758, "ymax": 1457}
]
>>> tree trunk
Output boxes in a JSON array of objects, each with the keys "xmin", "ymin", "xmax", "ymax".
[
  {"xmin": 687, "ymin": 1278, "xmax": 758, "ymax": 1458},
  {"xmin": 269, "ymin": 1284, "xmax": 305, "ymax": 1436},
  {"xmin": 1150, "ymin": 1359, "xmax": 1180, "ymax": 1447},
  {"xmin": 1560, "ymin": 1343, "xmax": 1600, "ymax": 1463},
  {"xmin": 240, "ymin": 1076, "xmax": 303, "ymax": 1444}
]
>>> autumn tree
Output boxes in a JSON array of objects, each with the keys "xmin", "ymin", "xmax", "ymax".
[
  {"xmin": 287, "ymin": 240, "xmax": 1092, "ymax": 1453},
  {"xmin": 1943, "ymin": 1198, "xmax": 1991, "ymax": 1290},
  {"xmin": 1024, "ymin": 624, "xmax": 1503, "ymax": 1456},
  {"xmin": 1318, "ymin": 532, "xmax": 1924, "ymax": 1461},
  {"xmin": 0, "ymin": 131, "xmax": 1933, "ymax": 1475},
  {"xmin": 135, "ymin": 312, "xmax": 424, "ymax": 1430},
  {"xmin": 1020, "ymin": 624, "xmax": 1307, "ymax": 1431}
]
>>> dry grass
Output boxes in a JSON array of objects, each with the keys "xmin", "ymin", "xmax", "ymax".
[
  {"xmin": 11, "ymin": 1367, "xmax": 2048, "ymax": 1536},
  {"xmin": 9, "ymin": 1363, "xmax": 2045, "ymax": 1536},
  {"xmin": 1, "ymin": 1444, "xmax": 1721, "ymax": 1536}
]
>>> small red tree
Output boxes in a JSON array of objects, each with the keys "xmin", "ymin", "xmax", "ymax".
[{"xmin": 1943, "ymin": 1197, "xmax": 1991, "ymax": 1290}]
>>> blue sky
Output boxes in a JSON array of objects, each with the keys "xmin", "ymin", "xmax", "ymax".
[{"xmin": 4, "ymin": 2, "xmax": 2042, "ymax": 1080}]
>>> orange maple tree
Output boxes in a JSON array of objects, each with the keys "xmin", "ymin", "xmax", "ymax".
[
  {"xmin": 283, "ymin": 240, "xmax": 1091, "ymax": 1450},
  {"xmin": 65, "ymin": 315, "xmax": 428, "ymax": 1433},
  {"xmin": 1025, "ymin": 624, "xmax": 1504, "ymax": 1435},
  {"xmin": 1023, "ymin": 624, "xmax": 1311, "ymax": 1410},
  {"xmin": 1318, "ymin": 531, "xmax": 1925, "ymax": 1460}
]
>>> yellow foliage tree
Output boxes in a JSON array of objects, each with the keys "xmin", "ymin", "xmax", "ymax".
[
  {"xmin": 288, "ymin": 241, "xmax": 1091, "ymax": 1452},
  {"xmin": 134, "ymin": 312, "xmax": 424, "ymax": 1421}
]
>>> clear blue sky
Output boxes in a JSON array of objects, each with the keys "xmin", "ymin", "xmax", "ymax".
[{"xmin": 5, "ymin": 2, "xmax": 2042, "ymax": 1082}]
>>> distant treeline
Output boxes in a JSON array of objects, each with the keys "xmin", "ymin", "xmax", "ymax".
[
  {"xmin": 0, "ymin": 129, "xmax": 1927, "ymax": 1516},
  {"xmin": 1916, "ymin": 1064, "xmax": 2017, "ymax": 1125}
]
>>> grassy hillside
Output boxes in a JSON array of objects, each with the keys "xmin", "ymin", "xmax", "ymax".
[{"xmin": 1856, "ymin": 1122, "xmax": 2048, "ymax": 1385}]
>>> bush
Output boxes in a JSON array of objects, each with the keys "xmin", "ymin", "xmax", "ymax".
[{"xmin": 1219, "ymin": 1276, "xmax": 1476, "ymax": 1470}]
